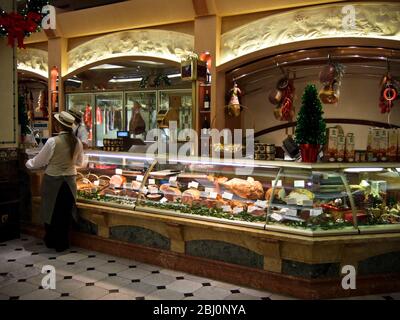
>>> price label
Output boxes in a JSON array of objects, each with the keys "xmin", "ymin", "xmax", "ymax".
[
  {"xmin": 208, "ymin": 192, "xmax": 218, "ymax": 199},
  {"xmin": 270, "ymin": 213, "xmax": 283, "ymax": 221},
  {"xmin": 93, "ymin": 180, "xmax": 100, "ymax": 186},
  {"xmin": 247, "ymin": 206, "xmax": 260, "ymax": 214},
  {"xmin": 222, "ymin": 205, "xmax": 232, "ymax": 213},
  {"xmin": 149, "ymin": 179, "xmax": 156, "ymax": 185},
  {"xmin": 160, "ymin": 197, "xmax": 168, "ymax": 204},
  {"xmin": 222, "ymin": 192, "xmax": 233, "ymax": 200},
  {"xmin": 205, "ymin": 187, "xmax": 215, "ymax": 194},
  {"xmin": 310, "ymin": 208, "xmax": 323, "ymax": 217},
  {"xmin": 149, "ymin": 187, "xmax": 159, "ymax": 194},
  {"xmin": 188, "ymin": 181, "xmax": 199, "ymax": 189},
  {"xmin": 115, "ymin": 169, "xmax": 123, "ymax": 175},
  {"xmin": 136, "ymin": 175, "xmax": 144, "ymax": 182},
  {"xmin": 169, "ymin": 176, "xmax": 178, "ymax": 186},
  {"xmin": 294, "ymin": 180, "xmax": 305, "ymax": 188},
  {"xmin": 286, "ymin": 209, "xmax": 298, "ymax": 217},
  {"xmin": 272, "ymin": 180, "xmax": 282, "ymax": 187},
  {"xmin": 254, "ymin": 200, "xmax": 267, "ymax": 209},
  {"xmin": 140, "ymin": 187, "xmax": 148, "ymax": 195},
  {"xmin": 233, "ymin": 207, "xmax": 244, "ymax": 214},
  {"xmin": 286, "ymin": 198, "xmax": 297, "ymax": 205}
]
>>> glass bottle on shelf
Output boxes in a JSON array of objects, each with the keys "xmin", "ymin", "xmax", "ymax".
[
  {"xmin": 204, "ymin": 90, "xmax": 210, "ymax": 109},
  {"xmin": 202, "ymin": 116, "xmax": 210, "ymax": 130}
]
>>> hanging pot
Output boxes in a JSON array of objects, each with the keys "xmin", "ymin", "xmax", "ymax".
[
  {"xmin": 268, "ymin": 89, "xmax": 283, "ymax": 105},
  {"xmin": 277, "ymin": 77, "xmax": 289, "ymax": 90},
  {"xmin": 319, "ymin": 82, "xmax": 339, "ymax": 104},
  {"xmin": 300, "ymin": 144, "xmax": 320, "ymax": 163},
  {"xmin": 319, "ymin": 64, "xmax": 336, "ymax": 84}
]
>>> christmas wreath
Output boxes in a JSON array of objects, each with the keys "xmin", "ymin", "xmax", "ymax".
[{"xmin": 0, "ymin": 0, "xmax": 48, "ymax": 48}]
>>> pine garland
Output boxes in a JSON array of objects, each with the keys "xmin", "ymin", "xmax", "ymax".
[{"xmin": 295, "ymin": 84, "xmax": 327, "ymax": 145}]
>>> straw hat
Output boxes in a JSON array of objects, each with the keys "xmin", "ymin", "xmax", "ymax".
[
  {"xmin": 67, "ymin": 108, "xmax": 83, "ymax": 121},
  {"xmin": 54, "ymin": 111, "xmax": 75, "ymax": 128}
]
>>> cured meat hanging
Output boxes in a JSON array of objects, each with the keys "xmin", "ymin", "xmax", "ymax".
[
  {"xmin": 269, "ymin": 75, "xmax": 295, "ymax": 122},
  {"xmin": 379, "ymin": 72, "xmax": 399, "ymax": 114},
  {"xmin": 129, "ymin": 101, "xmax": 146, "ymax": 135}
]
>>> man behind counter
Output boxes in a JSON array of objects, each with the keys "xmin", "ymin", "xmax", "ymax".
[{"xmin": 68, "ymin": 109, "xmax": 89, "ymax": 149}]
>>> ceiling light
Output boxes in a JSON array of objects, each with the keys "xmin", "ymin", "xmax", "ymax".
[
  {"xmin": 167, "ymin": 74, "xmax": 181, "ymax": 79},
  {"xmin": 90, "ymin": 64, "xmax": 125, "ymax": 70},
  {"xmin": 67, "ymin": 79, "xmax": 82, "ymax": 84},
  {"xmin": 344, "ymin": 168, "xmax": 384, "ymax": 173},
  {"xmin": 109, "ymin": 77, "xmax": 143, "ymax": 83},
  {"xmin": 135, "ymin": 60, "xmax": 165, "ymax": 65}
]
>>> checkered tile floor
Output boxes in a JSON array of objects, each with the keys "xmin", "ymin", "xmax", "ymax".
[{"xmin": 0, "ymin": 235, "xmax": 399, "ymax": 300}]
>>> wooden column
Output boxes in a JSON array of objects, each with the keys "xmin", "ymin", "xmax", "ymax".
[
  {"xmin": 194, "ymin": 14, "xmax": 225, "ymax": 130},
  {"xmin": 47, "ymin": 36, "xmax": 68, "ymax": 134},
  {"xmin": 0, "ymin": 0, "xmax": 17, "ymax": 147}
]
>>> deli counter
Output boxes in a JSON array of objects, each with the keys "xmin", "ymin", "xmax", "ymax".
[
  {"xmin": 27, "ymin": 150, "xmax": 400, "ymax": 299},
  {"xmin": 77, "ymin": 150, "xmax": 400, "ymax": 236}
]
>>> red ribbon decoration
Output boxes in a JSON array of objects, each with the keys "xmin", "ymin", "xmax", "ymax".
[{"xmin": 0, "ymin": 11, "xmax": 42, "ymax": 48}]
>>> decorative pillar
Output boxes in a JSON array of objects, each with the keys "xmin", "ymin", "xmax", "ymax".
[
  {"xmin": 47, "ymin": 36, "xmax": 68, "ymax": 134},
  {"xmin": 0, "ymin": 0, "xmax": 17, "ymax": 147},
  {"xmin": 194, "ymin": 14, "xmax": 225, "ymax": 130}
]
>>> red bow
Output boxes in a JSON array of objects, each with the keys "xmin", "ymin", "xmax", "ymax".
[{"xmin": 0, "ymin": 11, "xmax": 41, "ymax": 48}]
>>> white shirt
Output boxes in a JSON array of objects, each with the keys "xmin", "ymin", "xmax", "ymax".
[
  {"xmin": 26, "ymin": 132, "xmax": 84, "ymax": 174},
  {"xmin": 73, "ymin": 123, "xmax": 89, "ymax": 146}
]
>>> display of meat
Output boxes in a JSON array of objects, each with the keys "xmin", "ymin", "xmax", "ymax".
[
  {"xmin": 223, "ymin": 177, "xmax": 264, "ymax": 200},
  {"xmin": 84, "ymin": 104, "xmax": 92, "ymax": 128},
  {"xmin": 265, "ymin": 187, "xmax": 286, "ymax": 202},
  {"xmin": 182, "ymin": 189, "xmax": 201, "ymax": 206},
  {"xmin": 160, "ymin": 184, "xmax": 182, "ymax": 201},
  {"xmin": 109, "ymin": 175, "xmax": 127, "ymax": 188}
]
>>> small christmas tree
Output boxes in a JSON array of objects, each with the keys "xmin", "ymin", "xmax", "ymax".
[{"xmin": 295, "ymin": 84, "xmax": 326, "ymax": 146}]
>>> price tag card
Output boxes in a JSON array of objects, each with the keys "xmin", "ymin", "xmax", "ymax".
[
  {"xmin": 247, "ymin": 206, "xmax": 260, "ymax": 214},
  {"xmin": 149, "ymin": 187, "xmax": 159, "ymax": 194},
  {"xmin": 93, "ymin": 180, "xmax": 100, "ymax": 186},
  {"xmin": 294, "ymin": 180, "xmax": 305, "ymax": 188},
  {"xmin": 115, "ymin": 168, "xmax": 123, "ymax": 175},
  {"xmin": 233, "ymin": 207, "xmax": 244, "ymax": 214},
  {"xmin": 136, "ymin": 175, "xmax": 144, "ymax": 182},
  {"xmin": 285, "ymin": 209, "xmax": 298, "ymax": 217},
  {"xmin": 149, "ymin": 179, "xmax": 156, "ymax": 185},
  {"xmin": 272, "ymin": 180, "xmax": 282, "ymax": 187},
  {"xmin": 208, "ymin": 192, "xmax": 218, "ymax": 199},
  {"xmin": 169, "ymin": 176, "xmax": 178, "ymax": 186},
  {"xmin": 222, "ymin": 192, "xmax": 233, "ymax": 200},
  {"xmin": 160, "ymin": 197, "xmax": 168, "ymax": 204},
  {"xmin": 310, "ymin": 208, "xmax": 323, "ymax": 217},
  {"xmin": 270, "ymin": 213, "xmax": 283, "ymax": 221},
  {"xmin": 140, "ymin": 187, "xmax": 148, "ymax": 195},
  {"xmin": 286, "ymin": 198, "xmax": 297, "ymax": 205},
  {"xmin": 205, "ymin": 187, "xmax": 215, "ymax": 194},
  {"xmin": 222, "ymin": 205, "xmax": 232, "ymax": 213},
  {"xmin": 254, "ymin": 200, "xmax": 267, "ymax": 209},
  {"xmin": 188, "ymin": 181, "xmax": 199, "ymax": 189}
]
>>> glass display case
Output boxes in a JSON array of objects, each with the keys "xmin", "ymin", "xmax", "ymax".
[
  {"xmin": 77, "ymin": 151, "xmax": 400, "ymax": 236},
  {"xmin": 159, "ymin": 89, "xmax": 193, "ymax": 132},
  {"xmin": 95, "ymin": 93, "xmax": 124, "ymax": 147},
  {"xmin": 66, "ymin": 93, "xmax": 95, "ymax": 146},
  {"xmin": 126, "ymin": 91, "xmax": 157, "ymax": 137}
]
